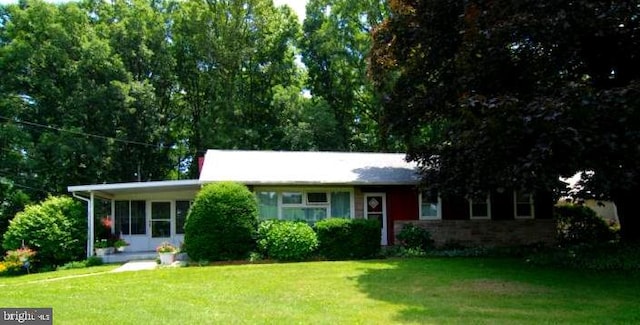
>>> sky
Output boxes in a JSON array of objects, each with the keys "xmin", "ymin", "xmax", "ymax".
[
  {"xmin": 274, "ymin": 0, "xmax": 308, "ymax": 23},
  {"xmin": 0, "ymin": 0, "xmax": 309, "ymax": 22}
]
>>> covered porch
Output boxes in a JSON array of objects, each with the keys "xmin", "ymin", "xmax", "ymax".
[{"xmin": 68, "ymin": 180, "xmax": 202, "ymax": 259}]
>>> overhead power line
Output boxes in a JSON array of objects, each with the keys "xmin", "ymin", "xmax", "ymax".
[
  {"xmin": 0, "ymin": 115, "xmax": 172, "ymax": 149},
  {"xmin": 0, "ymin": 175, "xmax": 54, "ymax": 194}
]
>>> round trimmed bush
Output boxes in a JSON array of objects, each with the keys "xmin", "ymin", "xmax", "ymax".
[
  {"xmin": 184, "ymin": 182, "xmax": 258, "ymax": 261},
  {"xmin": 2, "ymin": 195, "xmax": 85, "ymax": 268},
  {"xmin": 257, "ymin": 220, "xmax": 318, "ymax": 261}
]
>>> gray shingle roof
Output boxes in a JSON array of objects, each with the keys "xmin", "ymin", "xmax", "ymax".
[{"xmin": 199, "ymin": 150, "xmax": 420, "ymax": 185}]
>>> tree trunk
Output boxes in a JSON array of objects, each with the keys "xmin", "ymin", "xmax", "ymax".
[{"xmin": 613, "ymin": 188, "xmax": 640, "ymax": 242}]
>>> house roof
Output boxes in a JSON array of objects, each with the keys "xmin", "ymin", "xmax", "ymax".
[
  {"xmin": 67, "ymin": 179, "xmax": 202, "ymax": 197},
  {"xmin": 67, "ymin": 150, "xmax": 420, "ymax": 195},
  {"xmin": 199, "ymin": 150, "xmax": 420, "ymax": 185}
]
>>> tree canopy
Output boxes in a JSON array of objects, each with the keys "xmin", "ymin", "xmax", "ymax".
[
  {"xmin": 0, "ymin": 0, "xmax": 397, "ymax": 202},
  {"xmin": 370, "ymin": 0, "xmax": 640, "ymax": 240}
]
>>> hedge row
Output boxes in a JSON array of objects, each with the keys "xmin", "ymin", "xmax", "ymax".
[{"xmin": 256, "ymin": 218, "xmax": 381, "ymax": 261}]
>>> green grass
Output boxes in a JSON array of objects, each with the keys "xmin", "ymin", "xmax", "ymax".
[{"xmin": 1, "ymin": 258, "xmax": 639, "ymax": 324}]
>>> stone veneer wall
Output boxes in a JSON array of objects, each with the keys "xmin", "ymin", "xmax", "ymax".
[{"xmin": 394, "ymin": 219, "xmax": 556, "ymax": 247}]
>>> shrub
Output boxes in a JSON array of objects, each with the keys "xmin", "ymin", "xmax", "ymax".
[
  {"xmin": 0, "ymin": 179, "xmax": 30, "ymax": 255},
  {"xmin": 184, "ymin": 182, "xmax": 258, "ymax": 261},
  {"xmin": 85, "ymin": 255, "xmax": 104, "ymax": 267},
  {"xmin": 555, "ymin": 205, "xmax": 616, "ymax": 246},
  {"xmin": 2, "ymin": 196, "xmax": 85, "ymax": 268},
  {"xmin": 257, "ymin": 220, "xmax": 318, "ymax": 261},
  {"xmin": 57, "ymin": 261, "xmax": 88, "ymax": 271},
  {"xmin": 315, "ymin": 218, "xmax": 350, "ymax": 259},
  {"xmin": 315, "ymin": 218, "xmax": 380, "ymax": 260},
  {"xmin": 348, "ymin": 219, "xmax": 382, "ymax": 259},
  {"xmin": 56, "ymin": 255, "xmax": 104, "ymax": 270},
  {"xmin": 0, "ymin": 247, "xmax": 36, "ymax": 275},
  {"xmin": 0, "ymin": 260, "xmax": 23, "ymax": 276},
  {"xmin": 396, "ymin": 224, "xmax": 434, "ymax": 252}
]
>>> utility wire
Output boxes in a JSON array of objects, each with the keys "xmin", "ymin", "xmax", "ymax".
[
  {"xmin": 0, "ymin": 115, "xmax": 172, "ymax": 149},
  {"xmin": 0, "ymin": 175, "xmax": 54, "ymax": 194}
]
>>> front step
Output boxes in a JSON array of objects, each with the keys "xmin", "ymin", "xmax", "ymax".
[{"xmin": 100, "ymin": 251, "xmax": 157, "ymax": 264}]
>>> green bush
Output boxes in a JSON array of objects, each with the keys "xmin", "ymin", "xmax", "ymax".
[
  {"xmin": 396, "ymin": 224, "xmax": 434, "ymax": 252},
  {"xmin": 2, "ymin": 196, "xmax": 85, "ymax": 268},
  {"xmin": 315, "ymin": 218, "xmax": 350, "ymax": 259},
  {"xmin": 56, "ymin": 256, "xmax": 104, "ymax": 270},
  {"xmin": 315, "ymin": 218, "xmax": 380, "ymax": 260},
  {"xmin": 184, "ymin": 182, "xmax": 258, "ymax": 261},
  {"xmin": 555, "ymin": 205, "xmax": 616, "ymax": 246},
  {"xmin": 348, "ymin": 219, "xmax": 383, "ymax": 259},
  {"xmin": 257, "ymin": 220, "xmax": 318, "ymax": 261},
  {"xmin": 0, "ymin": 179, "xmax": 30, "ymax": 255},
  {"xmin": 85, "ymin": 255, "xmax": 104, "ymax": 267}
]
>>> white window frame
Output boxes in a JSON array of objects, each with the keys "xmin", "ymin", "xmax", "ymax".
[
  {"xmin": 254, "ymin": 187, "xmax": 355, "ymax": 220},
  {"xmin": 469, "ymin": 194, "xmax": 491, "ymax": 220},
  {"xmin": 419, "ymin": 192, "xmax": 442, "ymax": 220},
  {"xmin": 514, "ymin": 191, "xmax": 535, "ymax": 219},
  {"xmin": 113, "ymin": 200, "xmax": 147, "ymax": 236}
]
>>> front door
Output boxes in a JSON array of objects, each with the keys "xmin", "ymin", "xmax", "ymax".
[
  {"xmin": 364, "ymin": 193, "xmax": 387, "ymax": 245},
  {"xmin": 149, "ymin": 201, "xmax": 172, "ymax": 248}
]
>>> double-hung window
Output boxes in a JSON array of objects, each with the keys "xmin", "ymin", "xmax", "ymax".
[
  {"xmin": 469, "ymin": 195, "xmax": 491, "ymax": 219},
  {"xmin": 514, "ymin": 191, "xmax": 534, "ymax": 219},
  {"xmin": 419, "ymin": 191, "xmax": 441, "ymax": 220}
]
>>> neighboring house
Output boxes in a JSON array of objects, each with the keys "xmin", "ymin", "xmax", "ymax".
[
  {"xmin": 559, "ymin": 173, "xmax": 619, "ymax": 226},
  {"xmin": 68, "ymin": 150, "xmax": 556, "ymax": 257}
]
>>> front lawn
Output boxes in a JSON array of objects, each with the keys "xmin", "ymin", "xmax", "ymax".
[{"xmin": 1, "ymin": 258, "xmax": 638, "ymax": 324}]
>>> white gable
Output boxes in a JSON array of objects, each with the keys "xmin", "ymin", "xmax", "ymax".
[{"xmin": 198, "ymin": 150, "xmax": 420, "ymax": 185}]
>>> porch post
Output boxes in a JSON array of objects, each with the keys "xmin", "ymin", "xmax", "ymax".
[{"xmin": 88, "ymin": 191, "xmax": 95, "ymax": 258}]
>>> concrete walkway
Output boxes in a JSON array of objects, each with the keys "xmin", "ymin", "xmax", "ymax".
[{"xmin": 112, "ymin": 260, "xmax": 158, "ymax": 273}]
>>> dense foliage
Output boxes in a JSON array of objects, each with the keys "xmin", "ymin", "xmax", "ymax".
[
  {"xmin": 396, "ymin": 224, "xmax": 434, "ymax": 252},
  {"xmin": 0, "ymin": 0, "xmax": 394, "ymax": 201},
  {"xmin": 555, "ymin": 205, "xmax": 616, "ymax": 246},
  {"xmin": 370, "ymin": 0, "xmax": 640, "ymax": 240},
  {"xmin": 183, "ymin": 182, "xmax": 258, "ymax": 261},
  {"xmin": 0, "ymin": 178, "xmax": 30, "ymax": 253},
  {"xmin": 257, "ymin": 220, "xmax": 318, "ymax": 261},
  {"xmin": 315, "ymin": 218, "xmax": 380, "ymax": 260},
  {"xmin": 2, "ymin": 196, "xmax": 85, "ymax": 268}
]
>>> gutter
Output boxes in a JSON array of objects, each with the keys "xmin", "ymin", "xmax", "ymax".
[{"xmin": 73, "ymin": 192, "xmax": 95, "ymax": 259}]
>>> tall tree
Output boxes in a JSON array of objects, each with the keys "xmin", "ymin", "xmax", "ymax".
[
  {"xmin": 301, "ymin": 0, "xmax": 397, "ymax": 151},
  {"xmin": 172, "ymin": 0, "xmax": 302, "ymax": 176},
  {"xmin": 82, "ymin": 0, "xmax": 180, "ymax": 181},
  {"xmin": 370, "ymin": 0, "xmax": 640, "ymax": 240},
  {"xmin": 1, "ymin": 0, "xmax": 149, "ymax": 195}
]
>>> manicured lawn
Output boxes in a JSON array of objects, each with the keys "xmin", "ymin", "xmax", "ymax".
[{"xmin": 1, "ymin": 258, "xmax": 639, "ymax": 324}]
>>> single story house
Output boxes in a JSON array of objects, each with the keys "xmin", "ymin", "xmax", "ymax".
[{"xmin": 68, "ymin": 150, "xmax": 556, "ymax": 257}]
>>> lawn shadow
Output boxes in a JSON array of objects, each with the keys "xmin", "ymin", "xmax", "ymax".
[{"xmin": 354, "ymin": 257, "xmax": 640, "ymax": 324}]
